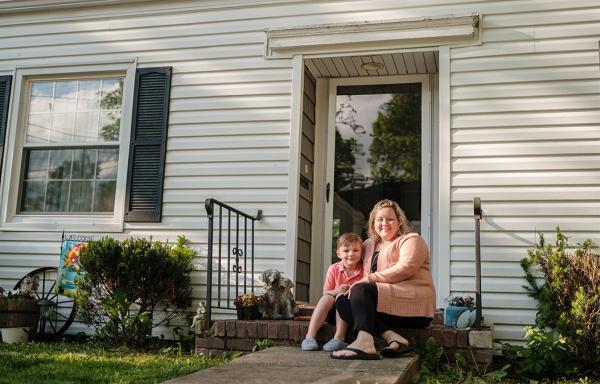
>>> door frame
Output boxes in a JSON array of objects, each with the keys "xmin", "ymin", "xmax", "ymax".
[{"xmin": 310, "ymin": 74, "xmax": 433, "ymax": 300}]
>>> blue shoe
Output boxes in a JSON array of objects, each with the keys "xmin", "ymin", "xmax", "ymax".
[
  {"xmin": 323, "ymin": 338, "xmax": 348, "ymax": 352},
  {"xmin": 301, "ymin": 337, "xmax": 319, "ymax": 351}
]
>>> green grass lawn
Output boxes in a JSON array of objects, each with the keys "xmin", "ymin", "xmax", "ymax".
[{"xmin": 0, "ymin": 341, "xmax": 234, "ymax": 384}]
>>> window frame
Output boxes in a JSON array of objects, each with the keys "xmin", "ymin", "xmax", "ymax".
[{"xmin": 0, "ymin": 62, "xmax": 136, "ymax": 232}]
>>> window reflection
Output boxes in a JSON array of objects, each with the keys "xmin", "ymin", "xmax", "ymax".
[
  {"xmin": 21, "ymin": 148, "xmax": 118, "ymax": 213},
  {"xmin": 21, "ymin": 76, "xmax": 123, "ymax": 214},
  {"xmin": 332, "ymin": 84, "xmax": 422, "ymax": 261},
  {"xmin": 25, "ymin": 78, "xmax": 122, "ymax": 144}
]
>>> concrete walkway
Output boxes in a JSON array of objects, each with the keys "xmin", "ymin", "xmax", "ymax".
[{"xmin": 164, "ymin": 346, "xmax": 419, "ymax": 384}]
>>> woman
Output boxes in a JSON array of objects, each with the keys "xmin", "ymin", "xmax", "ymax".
[{"xmin": 331, "ymin": 199, "xmax": 435, "ymax": 360}]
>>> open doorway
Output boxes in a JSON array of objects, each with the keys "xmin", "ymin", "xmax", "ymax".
[{"xmin": 300, "ymin": 52, "xmax": 439, "ymax": 304}]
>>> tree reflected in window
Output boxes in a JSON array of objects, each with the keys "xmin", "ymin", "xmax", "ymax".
[{"xmin": 20, "ymin": 76, "xmax": 123, "ymax": 214}]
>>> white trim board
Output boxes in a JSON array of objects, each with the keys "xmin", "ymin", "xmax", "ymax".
[
  {"xmin": 265, "ymin": 14, "xmax": 479, "ymax": 58},
  {"xmin": 308, "ymin": 76, "xmax": 329, "ymax": 304},
  {"xmin": 436, "ymin": 46, "xmax": 451, "ymax": 306},
  {"xmin": 284, "ymin": 54, "xmax": 305, "ymax": 280}
]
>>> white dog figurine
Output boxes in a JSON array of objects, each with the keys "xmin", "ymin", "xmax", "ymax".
[{"xmin": 260, "ymin": 269, "xmax": 298, "ymax": 320}]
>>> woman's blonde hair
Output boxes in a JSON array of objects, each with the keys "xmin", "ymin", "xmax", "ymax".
[{"xmin": 367, "ymin": 199, "xmax": 412, "ymax": 242}]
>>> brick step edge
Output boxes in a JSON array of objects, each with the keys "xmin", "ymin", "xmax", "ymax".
[{"xmin": 197, "ymin": 320, "xmax": 493, "ymax": 368}]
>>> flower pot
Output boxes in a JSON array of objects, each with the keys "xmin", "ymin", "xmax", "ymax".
[
  {"xmin": 0, "ymin": 327, "xmax": 30, "ymax": 343},
  {"xmin": 444, "ymin": 305, "xmax": 471, "ymax": 327},
  {"xmin": 0, "ymin": 299, "xmax": 40, "ymax": 329},
  {"xmin": 236, "ymin": 307, "xmax": 261, "ymax": 320}
]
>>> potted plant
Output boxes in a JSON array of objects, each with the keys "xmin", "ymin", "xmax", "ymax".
[
  {"xmin": 444, "ymin": 295, "xmax": 475, "ymax": 328},
  {"xmin": 233, "ymin": 292, "xmax": 268, "ymax": 320},
  {"xmin": 0, "ymin": 276, "xmax": 40, "ymax": 343}
]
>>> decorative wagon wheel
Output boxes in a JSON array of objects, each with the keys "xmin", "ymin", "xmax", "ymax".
[{"xmin": 14, "ymin": 267, "xmax": 77, "ymax": 340}]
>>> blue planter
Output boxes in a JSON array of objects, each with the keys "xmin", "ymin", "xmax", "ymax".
[{"xmin": 444, "ymin": 305, "xmax": 471, "ymax": 327}]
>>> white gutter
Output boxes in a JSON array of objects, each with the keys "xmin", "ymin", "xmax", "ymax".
[{"xmin": 0, "ymin": 0, "xmax": 148, "ymax": 13}]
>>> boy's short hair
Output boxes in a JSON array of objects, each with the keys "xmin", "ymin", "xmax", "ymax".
[{"xmin": 336, "ymin": 232, "xmax": 363, "ymax": 249}]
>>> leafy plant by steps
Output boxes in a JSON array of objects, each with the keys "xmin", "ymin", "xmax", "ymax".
[
  {"xmin": 75, "ymin": 235, "xmax": 195, "ymax": 347},
  {"xmin": 501, "ymin": 228, "xmax": 600, "ymax": 378}
]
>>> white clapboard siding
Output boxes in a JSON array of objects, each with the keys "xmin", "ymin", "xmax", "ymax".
[
  {"xmin": 171, "ymin": 81, "xmax": 292, "ymax": 99},
  {"xmin": 452, "ymin": 229, "xmax": 600, "ymax": 244},
  {"xmin": 450, "ymin": 246, "xmax": 530, "ymax": 262},
  {"xmin": 452, "ymin": 125, "xmax": 600, "ymax": 143},
  {"xmin": 451, "ymin": 276, "xmax": 532, "ymax": 294},
  {"xmin": 452, "ymin": 66, "xmax": 599, "ymax": 86},
  {"xmin": 451, "ymin": 79, "xmax": 600, "ymax": 100},
  {"xmin": 450, "ymin": 261, "xmax": 527, "ymax": 278},
  {"xmin": 167, "ymin": 135, "xmax": 289, "ymax": 151},
  {"xmin": 452, "ymin": 141, "xmax": 600, "ymax": 157},
  {"xmin": 453, "ymin": 156, "xmax": 600, "ymax": 172},
  {"xmin": 162, "ymin": 189, "xmax": 289, "ymax": 204},
  {"xmin": 166, "ymin": 148, "xmax": 289, "ymax": 163},
  {"xmin": 452, "ymin": 52, "xmax": 599, "ymax": 72},
  {"xmin": 164, "ymin": 162, "xmax": 290, "ymax": 177},
  {"xmin": 451, "ymin": 217, "xmax": 600, "ymax": 232},
  {"xmin": 0, "ymin": 0, "xmax": 599, "ymax": 345},
  {"xmin": 452, "ymin": 201, "xmax": 600, "ymax": 217},
  {"xmin": 452, "ymin": 171, "xmax": 600, "ymax": 186},
  {"xmin": 162, "ymin": 203, "xmax": 287, "ymax": 218},
  {"xmin": 452, "ymin": 110, "xmax": 600, "ymax": 129},
  {"xmin": 452, "ymin": 186, "xmax": 600, "ymax": 201},
  {"xmin": 168, "ymin": 121, "xmax": 291, "ymax": 137},
  {"xmin": 452, "ymin": 94, "xmax": 600, "ymax": 114},
  {"xmin": 483, "ymin": 7, "xmax": 600, "ymax": 28}
]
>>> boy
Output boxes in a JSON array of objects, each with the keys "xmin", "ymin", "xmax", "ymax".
[{"xmin": 300, "ymin": 232, "xmax": 364, "ymax": 351}]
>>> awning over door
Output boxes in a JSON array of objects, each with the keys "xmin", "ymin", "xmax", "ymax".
[{"xmin": 265, "ymin": 13, "xmax": 480, "ymax": 58}]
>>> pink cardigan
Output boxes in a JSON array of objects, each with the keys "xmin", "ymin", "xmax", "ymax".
[{"xmin": 362, "ymin": 233, "xmax": 436, "ymax": 318}]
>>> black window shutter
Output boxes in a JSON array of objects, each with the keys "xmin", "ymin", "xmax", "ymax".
[
  {"xmin": 124, "ymin": 67, "xmax": 172, "ymax": 222},
  {"xmin": 0, "ymin": 76, "xmax": 12, "ymax": 185}
]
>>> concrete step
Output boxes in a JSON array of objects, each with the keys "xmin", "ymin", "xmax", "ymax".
[{"xmin": 164, "ymin": 346, "xmax": 420, "ymax": 384}]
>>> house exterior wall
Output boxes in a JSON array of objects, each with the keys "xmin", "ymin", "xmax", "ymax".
[{"xmin": 0, "ymin": 0, "xmax": 599, "ymax": 342}]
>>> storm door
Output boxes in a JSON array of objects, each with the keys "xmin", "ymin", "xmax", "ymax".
[{"xmin": 326, "ymin": 78, "xmax": 431, "ymax": 263}]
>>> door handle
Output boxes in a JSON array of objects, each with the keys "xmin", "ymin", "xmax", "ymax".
[{"xmin": 326, "ymin": 182, "xmax": 330, "ymax": 203}]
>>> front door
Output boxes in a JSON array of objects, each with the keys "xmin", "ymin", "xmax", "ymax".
[{"xmin": 324, "ymin": 76, "xmax": 431, "ymax": 264}]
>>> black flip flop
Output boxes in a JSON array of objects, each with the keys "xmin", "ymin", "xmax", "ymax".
[
  {"xmin": 330, "ymin": 347, "xmax": 381, "ymax": 360},
  {"xmin": 380, "ymin": 340, "xmax": 413, "ymax": 357}
]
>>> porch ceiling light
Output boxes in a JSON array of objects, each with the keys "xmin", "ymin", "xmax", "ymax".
[{"xmin": 361, "ymin": 62, "xmax": 384, "ymax": 71}]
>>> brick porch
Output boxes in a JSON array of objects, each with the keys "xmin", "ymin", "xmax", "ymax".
[{"xmin": 195, "ymin": 308, "xmax": 494, "ymax": 369}]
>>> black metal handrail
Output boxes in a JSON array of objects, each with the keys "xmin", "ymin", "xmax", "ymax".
[
  {"xmin": 204, "ymin": 198, "xmax": 263, "ymax": 323},
  {"xmin": 474, "ymin": 197, "xmax": 483, "ymax": 329}
]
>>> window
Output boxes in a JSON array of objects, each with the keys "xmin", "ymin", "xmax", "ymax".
[
  {"xmin": 19, "ymin": 77, "xmax": 123, "ymax": 214},
  {"xmin": 0, "ymin": 64, "xmax": 171, "ymax": 231}
]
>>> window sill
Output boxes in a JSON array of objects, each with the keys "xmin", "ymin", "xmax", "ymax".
[{"xmin": 1, "ymin": 214, "xmax": 124, "ymax": 233}]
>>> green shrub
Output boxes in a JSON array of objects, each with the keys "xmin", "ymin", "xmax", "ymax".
[
  {"xmin": 507, "ymin": 228, "xmax": 600, "ymax": 376},
  {"xmin": 75, "ymin": 235, "xmax": 195, "ymax": 347},
  {"xmin": 501, "ymin": 327, "xmax": 578, "ymax": 378}
]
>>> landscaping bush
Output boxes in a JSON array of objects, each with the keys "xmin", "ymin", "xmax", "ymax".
[
  {"xmin": 75, "ymin": 235, "xmax": 195, "ymax": 347},
  {"xmin": 503, "ymin": 228, "xmax": 600, "ymax": 377}
]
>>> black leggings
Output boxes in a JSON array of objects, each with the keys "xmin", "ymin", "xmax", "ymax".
[{"xmin": 335, "ymin": 282, "xmax": 431, "ymax": 336}]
